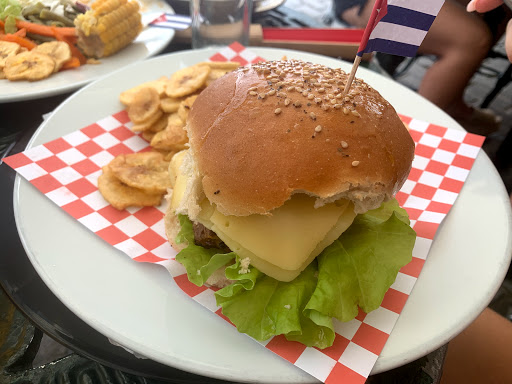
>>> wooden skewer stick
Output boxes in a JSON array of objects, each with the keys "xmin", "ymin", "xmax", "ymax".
[
  {"xmin": 343, "ymin": 0, "xmax": 385, "ymax": 95},
  {"xmin": 343, "ymin": 55, "xmax": 362, "ymax": 95}
]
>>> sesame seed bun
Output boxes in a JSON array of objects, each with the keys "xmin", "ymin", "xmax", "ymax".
[{"xmin": 186, "ymin": 60, "xmax": 415, "ymax": 216}]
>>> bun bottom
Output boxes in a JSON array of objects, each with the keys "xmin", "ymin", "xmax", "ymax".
[
  {"xmin": 164, "ymin": 204, "xmax": 187, "ymax": 252},
  {"xmin": 165, "ymin": 204, "xmax": 233, "ymax": 289}
]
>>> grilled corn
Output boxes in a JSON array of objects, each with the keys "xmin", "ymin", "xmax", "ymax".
[{"xmin": 74, "ymin": 0, "xmax": 142, "ymax": 58}]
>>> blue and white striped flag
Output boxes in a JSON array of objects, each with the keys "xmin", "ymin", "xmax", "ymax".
[
  {"xmin": 357, "ymin": 0, "xmax": 445, "ymax": 57},
  {"xmin": 148, "ymin": 13, "xmax": 192, "ymax": 31}
]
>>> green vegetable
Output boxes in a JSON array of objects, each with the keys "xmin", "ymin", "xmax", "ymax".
[
  {"xmin": 174, "ymin": 199, "xmax": 416, "ymax": 348},
  {"xmin": 175, "ymin": 214, "xmax": 236, "ymax": 287},
  {"xmin": 0, "ymin": 0, "xmax": 22, "ymax": 34}
]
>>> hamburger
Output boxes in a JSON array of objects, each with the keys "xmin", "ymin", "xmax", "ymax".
[{"xmin": 165, "ymin": 59, "xmax": 416, "ymax": 349}]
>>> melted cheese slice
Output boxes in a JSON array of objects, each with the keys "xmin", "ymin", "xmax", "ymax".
[{"xmin": 170, "ymin": 151, "xmax": 357, "ymax": 281}]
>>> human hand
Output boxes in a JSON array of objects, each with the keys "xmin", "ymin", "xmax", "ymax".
[{"xmin": 467, "ymin": 0, "xmax": 512, "ymax": 61}]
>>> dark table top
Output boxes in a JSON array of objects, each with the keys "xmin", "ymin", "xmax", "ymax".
[{"xmin": 0, "ymin": 39, "xmax": 446, "ymax": 384}]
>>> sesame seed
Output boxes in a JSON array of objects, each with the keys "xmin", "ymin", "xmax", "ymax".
[
  {"xmin": 344, "ymin": 97, "xmax": 351, "ymax": 102},
  {"xmin": 275, "ymin": 108, "xmax": 282, "ymax": 115},
  {"xmin": 293, "ymin": 101, "xmax": 302, "ymax": 108},
  {"xmin": 284, "ymin": 98, "xmax": 291, "ymax": 106},
  {"xmin": 249, "ymin": 86, "xmax": 257, "ymax": 91},
  {"xmin": 258, "ymin": 93, "xmax": 266, "ymax": 99},
  {"xmin": 302, "ymin": 90, "xmax": 308, "ymax": 97},
  {"xmin": 352, "ymin": 161, "xmax": 360, "ymax": 167},
  {"xmin": 315, "ymin": 125, "xmax": 322, "ymax": 132},
  {"xmin": 343, "ymin": 108, "xmax": 349, "ymax": 115},
  {"xmin": 307, "ymin": 94, "xmax": 315, "ymax": 100},
  {"xmin": 318, "ymin": 88, "xmax": 325, "ymax": 93},
  {"xmin": 295, "ymin": 87, "xmax": 303, "ymax": 92},
  {"xmin": 268, "ymin": 89, "xmax": 276, "ymax": 96},
  {"xmin": 287, "ymin": 86, "xmax": 295, "ymax": 92},
  {"xmin": 249, "ymin": 91, "xmax": 257, "ymax": 96},
  {"xmin": 351, "ymin": 110, "xmax": 361, "ymax": 117},
  {"xmin": 314, "ymin": 97, "xmax": 322, "ymax": 104},
  {"xmin": 330, "ymin": 99, "xmax": 337, "ymax": 104},
  {"xmin": 341, "ymin": 141, "xmax": 348, "ymax": 148},
  {"xmin": 310, "ymin": 112, "xmax": 316, "ymax": 120},
  {"xmin": 334, "ymin": 104, "xmax": 342, "ymax": 109},
  {"xmin": 278, "ymin": 92, "xmax": 287, "ymax": 98}
]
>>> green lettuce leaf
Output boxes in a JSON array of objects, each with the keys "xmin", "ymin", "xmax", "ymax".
[
  {"xmin": 216, "ymin": 259, "xmax": 335, "ymax": 348},
  {"xmin": 174, "ymin": 200, "xmax": 416, "ymax": 348},
  {"xmin": 175, "ymin": 214, "xmax": 235, "ymax": 286},
  {"xmin": 305, "ymin": 209, "xmax": 416, "ymax": 322},
  {"xmin": 0, "ymin": 0, "xmax": 22, "ymax": 34}
]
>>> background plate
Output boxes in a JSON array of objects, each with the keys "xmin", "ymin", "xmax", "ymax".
[
  {"xmin": 1, "ymin": 0, "xmax": 175, "ymax": 104},
  {"xmin": 14, "ymin": 47, "xmax": 512, "ymax": 383}
]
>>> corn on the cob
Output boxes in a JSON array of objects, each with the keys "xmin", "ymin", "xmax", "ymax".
[{"xmin": 74, "ymin": 0, "xmax": 142, "ymax": 58}]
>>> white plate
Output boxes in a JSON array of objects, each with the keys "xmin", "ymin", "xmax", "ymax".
[
  {"xmin": 14, "ymin": 47, "xmax": 512, "ymax": 383},
  {"xmin": 1, "ymin": 0, "xmax": 175, "ymax": 104}
]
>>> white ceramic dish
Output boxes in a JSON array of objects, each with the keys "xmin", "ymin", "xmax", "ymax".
[
  {"xmin": 1, "ymin": 0, "xmax": 175, "ymax": 103},
  {"xmin": 14, "ymin": 47, "xmax": 512, "ymax": 383}
]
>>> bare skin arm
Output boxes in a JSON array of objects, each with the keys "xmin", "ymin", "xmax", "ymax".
[
  {"xmin": 339, "ymin": 1, "xmax": 492, "ymax": 117},
  {"xmin": 467, "ymin": 0, "xmax": 512, "ymax": 60},
  {"xmin": 440, "ymin": 308, "xmax": 512, "ymax": 384}
]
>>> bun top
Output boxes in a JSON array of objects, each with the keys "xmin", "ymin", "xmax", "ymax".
[{"xmin": 187, "ymin": 60, "xmax": 415, "ymax": 216}]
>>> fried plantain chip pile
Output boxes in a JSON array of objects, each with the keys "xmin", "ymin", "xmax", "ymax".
[
  {"xmin": 0, "ymin": 41, "xmax": 72, "ymax": 81},
  {"xmin": 98, "ymin": 61, "xmax": 240, "ymax": 210}
]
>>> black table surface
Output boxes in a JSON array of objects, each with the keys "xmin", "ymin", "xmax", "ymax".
[{"xmin": 0, "ymin": 41, "xmax": 446, "ymax": 384}]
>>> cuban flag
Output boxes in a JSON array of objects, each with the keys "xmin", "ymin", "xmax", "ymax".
[
  {"xmin": 357, "ymin": 0, "xmax": 445, "ymax": 57},
  {"xmin": 148, "ymin": 13, "xmax": 192, "ymax": 30}
]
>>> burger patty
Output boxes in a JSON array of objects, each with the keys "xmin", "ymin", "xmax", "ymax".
[{"xmin": 193, "ymin": 222, "xmax": 231, "ymax": 252}]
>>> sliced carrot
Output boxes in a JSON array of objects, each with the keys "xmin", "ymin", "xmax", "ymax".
[
  {"xmin": 52, "ymin": 26, "xmax": 86, "ymax": 65},
  {"xmin": 14, "ymin": 28, "xmax": 26, "ymax": 38},
  {"xmin": 0, "ymin": 34, "xmax": 37, "ymax": 50},
  {"xmin": 60, "ymin": 56, "xmax": 81, "ymax": 70},
  {"xmin": 15, "ymin": 20, "xmax": 76, "ymax": 38}
]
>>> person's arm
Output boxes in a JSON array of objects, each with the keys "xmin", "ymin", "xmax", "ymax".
[{"xmin": 467, "ymin": 0, "xmax": 512, "ymax": 61}]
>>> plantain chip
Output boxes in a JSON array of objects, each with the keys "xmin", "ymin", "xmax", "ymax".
[
  {"xmin": 200, "ymin": 61, "xmax": 240, "ymax": 70},
  {"xmin": 4, "ymin": 51, "xmax": 55, "ymax": 81},
  {"xmin": 120, "ymin": 76, "xmax": 168, "ymax": 106},
  {"xmin": 150, "ymin": 119, "xmax": 188, "ymax": 152},
  {"xmin": 127, "ymin": 86, "xmax": 161, "ymax": 124},
  {"xmin": 0, "ymin": 41, "xmax": 21, "ymax": 68},
  {"xmin": 131, "ymin": 109, "xmax": 164, "ymax": 132},
  {"xmin": 107, "ymin": 151, "xmax": 172, "ymax": 194},
  {"xmin": 33, "ymin": 41, "xmax": 71, "ymax": 72},
  {"xmin": 177, "ymin": 94, "xmax": 198, "ymax": 122},
  {"xmin": 160, "ymin": 96, "xmax": 183, "ymax": 113},
  {"xmin": 98, "ymin": 166, "xmax": 163, "ymax": 210},
  {"xmin": 165, "ymin": 64, "xmax": 210, "ymax": 98}
]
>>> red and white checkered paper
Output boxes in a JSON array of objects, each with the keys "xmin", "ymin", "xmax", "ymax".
[{"xmin": 4, "ymin": 44, "xmax": 485, "ymax": 384}]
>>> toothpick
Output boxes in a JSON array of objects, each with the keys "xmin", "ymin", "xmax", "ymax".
[
  {"xmin": 344, "ymin": 0, "xmax": 385, "ymax": 95},
  {"xmin": 343, "ymin": 55, "xmax": 362, "ymax": 95}
]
